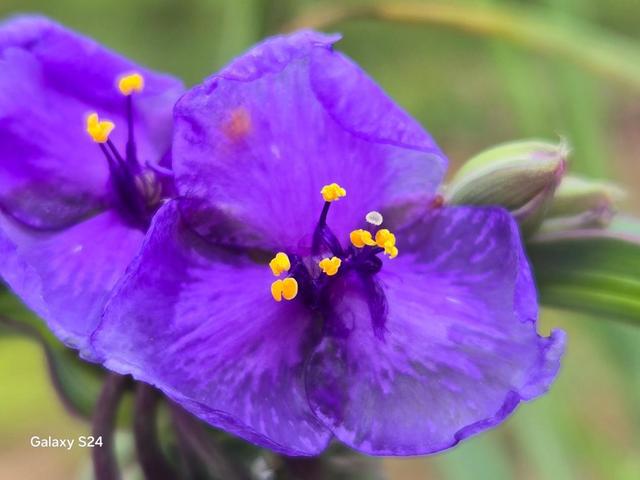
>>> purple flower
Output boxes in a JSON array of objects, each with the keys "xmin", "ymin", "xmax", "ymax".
[
  {"xmin": 0, "ymin": 17, "xmax": 182, "ymax": 353},
  {"xmin": 91, "ymin": 32, "xmax": 565, "ymax": 456}
]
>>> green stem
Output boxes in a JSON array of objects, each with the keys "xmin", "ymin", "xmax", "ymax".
[
  {"xmin": 134, "ymin": 385, "xmax": 177, "ymax": 480},
  {"xmin": 284, "ymin": 1, "xmax": 640, "ymax": 91},
  {"xmin": 93, "ymin": 374, "xmax": 128, "ymax": 480},
  {"xmin": 170, "ymin": 404, "xmax": 250, "ymax": 480}
]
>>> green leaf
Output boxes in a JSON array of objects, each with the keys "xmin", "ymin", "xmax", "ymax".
[
  {"xmin": 527, "ymin": 217, "xmax": 640, "ymax": 325},
  {"xmin": 0, "ymin": 291, "xmax": 105, "ymax": 418}
]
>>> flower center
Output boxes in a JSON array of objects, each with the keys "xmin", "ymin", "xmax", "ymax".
[
  {"xmin": 85, "ymin": 73, "xmax": 166, "ymax": 229},
  {"xmin": 268, "ymin": 183, "xmax": 398, "ymax": 304}
]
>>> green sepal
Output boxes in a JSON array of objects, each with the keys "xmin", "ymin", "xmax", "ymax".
[{"xmin": 446, "ymin": 139, "xmax": 567, "ymax": 233}]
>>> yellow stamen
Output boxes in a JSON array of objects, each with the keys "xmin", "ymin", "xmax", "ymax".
[
  {"xmin": 375, "ymin": 229, "xmax": 399, "ymax": 259},
  {"xmin": 118, "ymin": 73, "xmax": 144, "ymax": 95},
  {"xmin": 269, "ymin": 252, "xmax": 291, "ymax": 277},
  {"xmin": 318, "ymin": 257, "xmax": 342, "ymax": 276},
  {"xmin": 271, "ymin": 277, "xmax": 298, "ymax": 302},
  {"xmin": 271, "ymin": 280, "xmax": 283, "ymax": 302},
  {"xmin": 320, "ymin": 183, "xmax": 346, "ymax": 202},
  {"xmin": 375, "ymin": 229, "xmax": 396, "ymax": 248},
  {"xmin": 282, "ymin": 277, "xmax": 298, "ymax": 300},
  {"xmin": 350, "ymin": 229, "xmax": 376, "ymax": 248},
  {"xmin": 86, "ymin": 113, "xmax": 115, "ymax": 143},
  {"xmin": 385, "ymin": 245, "xmax": 399, "ymax": 259}
]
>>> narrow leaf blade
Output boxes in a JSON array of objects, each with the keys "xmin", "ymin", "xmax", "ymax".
[{"xmin": 528, "ymin": 219, "xmax": 640, "ymax": 325}]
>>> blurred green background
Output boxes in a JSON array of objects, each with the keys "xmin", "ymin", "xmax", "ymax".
[{"xmin": 0, "ymin": 0, "xmax": 639, "ymax": 479}]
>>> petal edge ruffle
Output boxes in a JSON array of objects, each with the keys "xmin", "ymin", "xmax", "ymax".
[
  {"xmin": 172, "ymin": 30, "xmax": 446, "ymax": 252},
  {"xmin": 0, "ymin": 209, "xmax": 144, "ymax": 355}
]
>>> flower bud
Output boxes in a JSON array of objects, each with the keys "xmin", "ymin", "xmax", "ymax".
[
  {"xmin": 446, "ymin": 139, "xmax": 568, "ymax": 232},
  {"xmin": 538, "ymin": 175, "xmax": 626, "ymax": 233}
]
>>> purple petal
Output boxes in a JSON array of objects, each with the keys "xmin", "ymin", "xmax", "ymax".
[
  {"xmin": 218, "ymin": 30, "xmax": 342, "ymax": 82},
  {"xmin": 91, "ymin": 201, "xmax": 332, "ymax": 455},
  {"xmin": 0, "ymin": 16, "xmax": 182, "ymax": 229},
  {"xmin": 306, "ymin": 206, "xmax": 565, "ymax": 455},
  {"xmin": 173, "ymin": 30, "xmax": 446, "ymax": 252},
  {"xmin": 0, "ymin": 209, "xmax": 144, "ymax": 354}
]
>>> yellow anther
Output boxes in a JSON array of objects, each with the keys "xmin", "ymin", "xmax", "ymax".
[
  {"xmin": 118, "ymin": 73, "xmax": 144, "ymax": 95},
  {"xmin": 321, "ymin": 183, "xmax": 346, "ymax": 202},
  {"xmin": 282, "ymin": 277, "xmax": 298, "ymax": 300},
  {"xmin": 318, "ymin": 257, "xmax": 342, "ymax": 276},
  {"xmin": 271, "ymin": 277, "xmax": 298, "ymax": 302},
  {"xmin": 350, "ymin": 229, "xmax": 376, "ymax": 248},
  {"xmin": 269, "ymin": 252, "xmax": 291, "ymax": 277},
  {"xmin": 375, "ymin": 229, "xmax": 396, "ymax": 249},
  {"xmin": 385, "ymin": 245, "xmax": 399, "ymax": 259},
  {"xmin": 86, "ymin": 113, "xmax": 115, "ymax": 143},
  {"xmin": 375, "ymin": 229, "xmax": 399, "ymax": 259},
  {"xmin": 271, "ymin": 280, "xmax": 283, "ymax": 301}
]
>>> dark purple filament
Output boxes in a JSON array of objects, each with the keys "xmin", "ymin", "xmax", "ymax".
[
  {"xmin": 95, "ymin": 96, "xmax": 162, "ymax": 230},
  {"xmin": 287, "ymin": 201, "xmax": 389, "ymax": 337}
]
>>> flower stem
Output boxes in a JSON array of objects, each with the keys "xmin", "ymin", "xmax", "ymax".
[
  {"xmin": 92, "ymin": 373, "xmax": 127, "ymax": 480},
  {"xmin": 283, "ymin": 2, "xmax": 640, "ymax": 91},
  {"xmin": 133, "ymin": 384, "xmax": 177, "ymax": 480},
  {"xmin": 280, "ymin": 457, "xmax": 325, "ymax": 480},
  {"xmin": 169, "ymin": 403, "xmax": 250, "ymax": 480}
]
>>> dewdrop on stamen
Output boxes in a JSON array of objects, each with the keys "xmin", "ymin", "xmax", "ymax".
[{"xmin": 366, "ymin": 211, "xmax": 383, "ymax": 226}]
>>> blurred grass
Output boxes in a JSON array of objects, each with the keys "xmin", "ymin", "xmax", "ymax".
[
  {"xmin": 0, "ymin": 338, "xmax": 88, "ymax": 478},
  {"xmin": 0, "ymin": 0, "xmax": 639, "ymax": 479}
]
